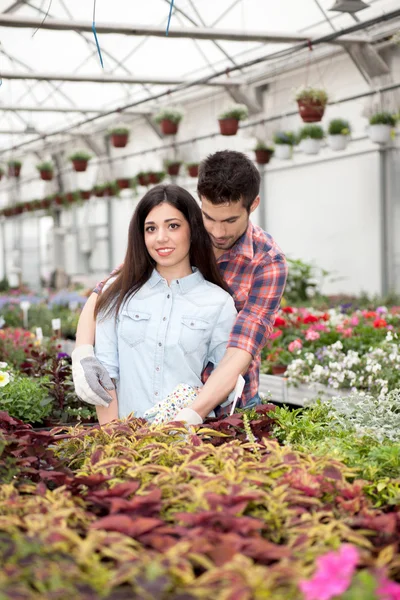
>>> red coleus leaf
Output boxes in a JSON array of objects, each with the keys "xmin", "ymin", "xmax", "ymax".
[
  {"xmin": 241, "ymin": 538, "xmax": 291, "ymax": 563},
  {"xmin": 322, "ymin": 465, "xmax": 343, "ymax": 481},
  {"xmin": 175, "ymin": 511, "xmax": 265, "ymax": 535},
  {"xmin": 38, "ymin": 470, "xmax": 69, "ymax": 484},
  {"xmin": 91, "ymin": 515, "xmax": 163, "ymax": 537},
  {"xmin": 87, "ymin": 481, "xmax": 140, "ymax": 499}
]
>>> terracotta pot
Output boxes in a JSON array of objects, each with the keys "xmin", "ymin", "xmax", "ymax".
[
  {"xmin": 167, "ymin": 163, "xmax": 181, "ymax": 176},
  {"xmin": 111, "ymin": 133, "xmax": 129, "ymax": 148},
  {"xmin": 160, "ymin": 119, "xmax": 178, "ymax": 135},
  {"xmin": 187, "ymin": 164, "xmax": 199, "ymax": 178},
  {"xmin": 297, "ymin": 99, "xmax": 325, "ymax": 123},
  {"xmin": 255, "ymin": 149, "xmax": 273, "ymax": 165},
  {"xmin": 41, "ymin": 199, "xmax": 51, "ymax": 209},
  {"xmin": 25, "ymin": 203, "xmax": 34, "ymax": 212},
  {"xmin": 55, "ymin": 196, "xmax": 64, "ymax": 206},
  {"xmin": 138, "ymin": 174, "xmax": 149, "ymax": 186},
  {"xmin": 80, "ymin": 190, "xmax": 91, "ymax": 200},
  {"xmin": 8, "ymin": 164, "xmax": 21, "ymax": 177},
  {"xmin": 3, "ymin": 208, "xmax": 13, "ymax": 217},
  {"xmin": 272, "ymin": 364, "xmax": 287, "ymax": 376},
  {"xmin": 39, "ymin": 170, "xmax": 53, "ymax": 181},
  {"xmin": 15, "ymin": 206, "xmax": 24, "ymax": 215},
  {"xmin": 103, "ymin": 186, "xmax": 113, "ymax": 196},
  {"xmin": 218, "ymin": 118, "xmax": 239, "ymax": 136},
  {"xmin": 71, "ymin": 159, "xmax": 88, "ymax": 172},
  {"xmin": 148, "ymin": 173, "xmax": 161, "ymax": 184},
  {"xmin": 94, "ymin": 188, "xmax": 104, "ymax": 197},
  {"xmin": 66, "ymin": 193, "xmax": 75, "ymax": 203},
  {"xmin": 116, "ymin": 178, "xmax": 130, "ymax": 190}
]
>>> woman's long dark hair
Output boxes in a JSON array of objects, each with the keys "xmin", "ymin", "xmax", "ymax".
[{"xmin": 95, "ymin": 184, "xmax": 229, "ymax": 320}]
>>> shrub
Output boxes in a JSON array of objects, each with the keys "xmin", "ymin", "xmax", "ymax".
[
  {"xmin": 68, "ymin": 151, "xmax": 92, "ymax": 161},
  {"xmin": 369, "ymin": 112, "xmax": 396, "ymax": 127},
  {"xmin": 218, "ymin": 104, "xmax": 249, "ymax": 121},
  {"xmin": 295, "ymin": 86, "xmax": 328, "ymax": 105},
  {"xmin": 298, "ymin": 125, "xmax": 325, "ymax": 141},
  {"xmin": 154, "ymin": 108, "xmax": 183, "ymax": 124},
  {"xmin": 328, "ymin": 119, "xmax": 351, "ymax": 136},
  {"xmin": 36, "ymin": 161, "xmax": 54, "ymax": 172},
  {"xmin": 0, "ymin": 374, "xmax": 53, "ymax": 423},
  {"xmin": 109, "ymin": 126, "xmax": 130, "ymax": 135},
  {"xmin": 253, "ymin": 140, "xmax": 274, "ymax": 152},
  {"xmin": 273, "ymin": 131, "xmax": 296, "ymax": 146}
]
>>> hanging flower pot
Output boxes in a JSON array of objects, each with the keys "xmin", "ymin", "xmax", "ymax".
[
  {"xmin": 103, "ymin": 182, "xmax": 119, "ymax": 197},
  {"xmin": 54, "ymin": 195, "xmax": 65, "ymax": 206},
  {"xmin": 327, "ymin": 119, "xmax": 351, "ymax": 151},
  {"xmin": 187, "ymin": 163, "xmax": 199, "ymax": 178},
  {"xmin": 93, "ymin": 185, "xmax": 105, "ymax": 197},
  {"xmin": 110, "ymin": 127, "xmax": 130, "ymax": 148},
  {"xmin": 116, "ymin": 178, "xmax": 131, "ymax": 190},
  {"xmin": 69, "ymin": 151, "xmax": 92, "ymax": 173},
  {"xmin": 253, "ymin": 143, "xmax": 274, "ymax": 165},
  {"xmin": 218, "ymin": 104, "xmax": 248, "ymax": 136},
  {"xmin": 7, "ymin": 160, "xmax": 22, "ymax": 178},
  {"xmin": 41, "ymin": 198, "xmax": 52, "ymax": 209},
  {"xmin": 148, "ymin": 171, "xmax": 166, "ymax": 185},
  {"xmin": 273, "ymin": 132, "xmax": 296, "ymax": 160},
  {"xmin": 80, "ymin": 190, "xmax": 91, "ymax": 200},
  {"xmin": 137, "ymin": 172, "xmax": 150, "ymax": 186},
  {"xmin": 295, "ymin": 87, "xmax": 328, "ymax": 123},
  {"xmin": 298, "ymin": 125, "xmax": 324, "ymax": 155},
  {"xmin": 368, "ymin": 113, "xmax": 396, "ymax": 144},
  {"xmin": 66, "ymin": 192, "xmax": 77, "ymax": 203},
  {"xmin": 218, "ymin": 118, "xmax": 239, "ymax": 136},
  {"xmin": 36, "ymin": 161, "xmax": 54, "ymax": 181},
  {"xmin": 166, "ymin": 161, "xmax": 182, "ymax": 176},
  {"xmin": 154, "ymin": 109, "xmax": 183, "ymax": 136}
]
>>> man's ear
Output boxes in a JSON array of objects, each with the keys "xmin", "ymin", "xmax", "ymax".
[{"xmin": 249, "ymin": 196, "xmax": 260, "ymax": 214}]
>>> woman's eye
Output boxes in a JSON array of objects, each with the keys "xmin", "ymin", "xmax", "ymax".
[
  {"xmin": 169, "ymin": 223, "xmax": 179, "ymax": 229},
  {"xmin": 145, "ymin": 226, "xmax": 155, "ymax": 233}
]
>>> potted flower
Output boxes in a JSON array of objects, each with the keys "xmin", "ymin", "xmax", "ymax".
[
  {"xmin": 41, "ymin": 196, "xmax": 52, "ymax": 209},
  {"xmin": 165, "ymin": 159, "xmax": 182, "ymax": 177},
  {"xmin": 218, "ymin": 105, "xmax": 248, "ymax": 136},
  {"xmin": 148, "ymin": 171, "xmax": 166, "ymax": 185},
  {"xmin": 93, "ymin": 184, "xmax": 105, "ymax": 197},
  {"xmin": 368, "ymin": 112, "xmax": 396, "ymax": 144},
  {"xmin": 116, "ymin": 177, "xmax": 131, "ymax": 190},
  {"xmin": 273, "ymin": 131, "xmax": 296, "ymax": 160},
  {"xmin": 69, "ymin": 151, "xmax": 91, "ymax": 172},
  {"xmin": 154, "ymin": 108, "xmax": 183, "ymax": 135},
  {"xmin": 109, "ymin": 126, "xmax": 130, "ymax": 148},
  {"xmin": 253, "ymin": 141, "xmax": 274, "ymax": 165},
  {"xmin": 295, "ymin": 87, "xmax": 328, "ymax": 123},
  {"xmin": 7, "ymin": 160, "xmax": 22, "ymax": 178},
  {"xmin": 103, "ymin": 181, "xmax": 119, "ymax": 197},
  {"xmin": 327, "ymin": 119, "xmax": 351, "ymax": 151},
  {"xmin": 36, "ymin": 161, "xmax": 54, "ymax": 181},
  {"xmin": 298, "ymin": 125, "xmax": 324, "ymax": 155},
  {"xmin": 186, "ymin": 162, "xmax": 199, "ymax": 178},
  {"xmin": 267, "ymin": 348, "xmax": 293, "ymax": 376},
  {"xmin": 137, "ymin": 171, "xmax": 150, "ymax": 186},
  {"xmin": 80, "ymin": 189, "xmax": 91, "ymax": 200}
]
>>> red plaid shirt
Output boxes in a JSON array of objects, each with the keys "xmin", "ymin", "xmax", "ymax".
[{"xmin": 93, "ymin": 222, "xmax": 287, "ymax": 407}]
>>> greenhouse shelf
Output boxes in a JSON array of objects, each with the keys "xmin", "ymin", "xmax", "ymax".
[{"xmin": 259, "ymin": 374, "xmax": 341, "ymax": 407}]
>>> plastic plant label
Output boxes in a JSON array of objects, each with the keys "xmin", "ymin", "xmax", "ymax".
[
  {"xmin": 51, "ymin": 318, "xmax": 61, "ymax": 331},
  {"xmin": 20, "ymin": 300, "xmax": 31, "ymax": 311},
  {"xmin": 36, "ymin": 327, "xmax": 43, "ymax": 341},
  {"xmin": 230, "ymin": 374, "xmax": 246, "ymax": 416},
  {"xmin": 0, "ymin": 316, "xmax": 5, "ymax": 329}
]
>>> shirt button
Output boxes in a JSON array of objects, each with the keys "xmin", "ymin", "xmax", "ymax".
[
  {"xmin": 190, "ymin": 321, "xmax": 194, "ymax": 326},
  {"xmin": 155, "ymin": 391, "xmax": 159, "ymax": 396},
  {"xmin": 163, "ymin": 317, "xmax": 167, "ymax": 321},
  {"xmin": 135, "ymin": 314, "xmax": 139, "ymax": 318},
  {"xmin": 158, "ymin": 342, "xmax": 162, "ymax": 347},
  {"xmin": 156, "ymin": 366, "xmax": 160, "ymax": 372},
  {"xmin": 167, "ymin": 294, "xmax": 170, "ymax": 299},
  {"xmin": 176, "ymin": 280, "xmax": 179, "ymax": 284}
]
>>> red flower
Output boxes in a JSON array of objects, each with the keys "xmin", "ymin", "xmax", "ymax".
[
  {"xmin": 321, "ymin": 313, "xmax": 330, "ymax": 321},
  {"xmin": 282, "ymin": 306, "xmax": 294, "ymax": 314},
  {"xmin": 364, "ymin": 311, "xmax": 377, "ymax": 319},
  {"xmin": 274, "ymin": 316, "xmax": 286, "ymax": 327},
  {"xmin": 303, "ymin": 314, "xmax": 319, "ymax": 324},
  {"xmin": 373, "ymin": 318, "xmax": 387, "ymax": 328}
]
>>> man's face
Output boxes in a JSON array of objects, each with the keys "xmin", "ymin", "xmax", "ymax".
[{"xmin": 200, "ymin": 196, "xmax": 260, "ymax": 253}]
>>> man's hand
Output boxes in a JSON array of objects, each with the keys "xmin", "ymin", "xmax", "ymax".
[{"xmin": 72, "ymin": 345, "xmax": 115, "ymax": 407}]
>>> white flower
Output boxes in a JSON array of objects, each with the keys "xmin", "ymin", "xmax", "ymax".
[
  {"xmin": 0, "ymin": 371, "xmax": 10, "ymax": 387},
  {"xmin": 0, "ymin": 362, "xmax": 7, "ymax": 369}
]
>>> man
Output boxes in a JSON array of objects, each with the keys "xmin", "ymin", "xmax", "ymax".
[{"xmin": 72, "ymin": 150, "xmax": 288, "ymax": 425}]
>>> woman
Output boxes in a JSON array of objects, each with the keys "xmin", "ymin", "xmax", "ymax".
[{"xmin": 94, "ymin": 184, "xmax": 237, "ymax": 425}]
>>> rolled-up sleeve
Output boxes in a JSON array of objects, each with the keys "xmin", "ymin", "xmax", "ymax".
[
  {"xmin": 228, "ymin": 257, "xmax": 288, "ymax": 357},
  {"xmin": 206, "ymin": 295, "xmax": 237, "ymax": 367},
  {"xmin": 95, "ymin": 312, "xmax": 120, "ymax": 380}
]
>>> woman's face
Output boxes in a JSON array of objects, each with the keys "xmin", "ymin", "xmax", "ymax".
[{"xmin": 144, "ymin": 202, "xmax": 191, "ymax": 274}]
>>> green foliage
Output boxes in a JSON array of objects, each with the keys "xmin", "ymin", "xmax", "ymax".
[
  {"xmin": 295, "ymin": 86, "xmax": 328, "ymax": 104},
  {"xmin": 7, "ymin": 159, "xmax": 22, "ymax": 167},
  {"xmin": 298, "ymin": 125, "xmax": 325, "ymax": 141},
  {"xmin": 68, "ymin": 150, "xmax": 92, "ymax": 161},
  {"xmin": 0, "ymin": 304, "xmax": 80, "ymax": 340},
  {"xmin": 273, "ymin": 131, "xmax": 296, "ymax": 146},
  {"xmin": 109, "ymin": 126, "xmax": 130, "ymax": 135},
  {"xmin": 186, "ymin": 162, "xmax": 199, "ymax": 167},
  {"xmin": 0, "ymin": 374, "xmax": 53, "ymax": 423},
  {"xmin": 0, "ymin": 277, "xmax": 10, "ymax": 292},
  {"xmin": 164, "ymin": 159, "xmax": 182, "ymax": 166},
  {"xmin": 254, "ymin": 140, "xmax": 274, "ymax": 151},
  {"xmin": 36, "ymin": 161, "xmax": 54, "ymax": 172},
  {"xmin": 218, "ymin": 104, "xmax": 249, "ymax": 121},
  {"xmin": 154, "ymin": 108, "xmax": 183, "ymax": 124},
  {"xmin": 328, "ymin": 118, "xmax": 351, "ymax": 136},
  {"xmin": 369, "ymin": 112, "xmax": 397, "ymax": 127},
  {"xmin": 284, "ymin": 258, "xmax": 329, "ymax": 303}
]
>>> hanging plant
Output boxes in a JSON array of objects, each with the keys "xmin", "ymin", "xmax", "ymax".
[
  {"xmin": 36, "ymin": 161, "xmax": 54, "ymax": 181},
  {"xmin": 273, "ymin": 132, "xmax": 296, "ymax": 160},
  {"xmin": 109, "ymin": 126, "xmax": 130, "ymax": 148},
  {"xmin": 80, "ymin": 190, "xmax": 91, "ymax": 200},
  {"xmin": 103, "ymin": 181, "xmax": 120, "ymax": 197},
  {"xmin": 154, "ymin": 109, "xmax": 183, "ymax": 135},
  {"xmin": 148, "ymin": 171, "xmax": 166, "ymax": 185},
  {"xmin": 327, "ymin": 119, "xmax": 351, "ymax": 151},
  {"xmin": 93, "ymin": 184, "xmax": 105, "ymax": 197},
  {"xmin": 41, "ymin": 197, "xmax": 52, "ymax": 210},
  {"xmin": 54, "ymin": 194, "xmax": 65, "ymax": 207},
  {"xmin": 253, "ymin": 141, "xmax": 274, "ymax": 165},
  {"xmin": 7, "ymin": 160, "xmax": 22, "ymax": 178},
  {"xmin": 137, "ymin": 171, "xmax": 150, "ymax": 186},
  {"xmin": 116, "ymin": 178, "xmax": 131, "ymax": 190},
  {"xmin": 165, "ymin": 160, "xmax": 182, "ymax": 177},
  {"xmin": 368, "ymin": 112, "xmax": 396, "ymax": 144},
  {"xmin": 69, "ymin": 151, "xmax": 92, "ymax": 172},
  {"xmin": 218, "ymin": 105, "xmax": 248, "ymax": 136},
  {"xmin": 0, "ymin": 167, "xmax": 4, "ymax": 181},
  {"xmin": 295, "ymin": 87, "xmax": 328, "ymax": 123},
  {"xmin": 186, "ymin": 162, "xmax": 199, "ymax": 178},
  {"xmin": 298, "ymin": 125, "xmax": 325, "ymax": 155}
]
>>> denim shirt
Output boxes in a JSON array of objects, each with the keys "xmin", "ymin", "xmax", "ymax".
[{"xmin": 95, "ymin": 268, "xmax": 237, "ymax": 419}]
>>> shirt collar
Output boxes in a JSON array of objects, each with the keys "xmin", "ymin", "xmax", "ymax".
[
  {"xmin": 217, "ymin": 221, "xmax": 254, "ymax": 263},
  {"xmin": 148, "ymin": 267, "xmax": 204, "ymax": 293}
]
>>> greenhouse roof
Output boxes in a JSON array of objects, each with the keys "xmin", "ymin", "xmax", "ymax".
[{"xmin": 0, "ymin": 0, "xmax": 398, "ymax": 152}]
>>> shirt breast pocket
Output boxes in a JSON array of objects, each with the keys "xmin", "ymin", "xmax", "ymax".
[
  {"xmin": 179, "ymin": 316, "xmax": 209, "ymax": 355},
  {"xmin": 120, "ymin": 310, "xmax": 151, "ymax": 348}
]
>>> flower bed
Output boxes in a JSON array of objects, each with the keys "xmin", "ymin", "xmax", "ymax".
[{"xmin": 0, "ymin": 403, "xmax": 399, "ymax": 599}]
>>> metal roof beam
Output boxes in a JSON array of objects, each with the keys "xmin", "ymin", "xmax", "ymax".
[
  {"xmin": 0, "ymin": 71, "xmax": 243, "ymax": 86},
  {"xmin": 0, "ymin": 104, "xmax": 152, "ymax": 114},
  {"xmin": 0, "ymin": 14, "xmax": 368, "ymax": 44}
]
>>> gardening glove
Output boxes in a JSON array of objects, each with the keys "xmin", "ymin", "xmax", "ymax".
[
  {"xmin": 72, "ymin": 344, "xmax": 115, "ymax": 407},
  {"xmin": 171, "ymin": 407, "xmax": 203, "ymax": 426},
  {"xmin": 144, "ymin": 383, "xmax": 199, "ymax": 425}
]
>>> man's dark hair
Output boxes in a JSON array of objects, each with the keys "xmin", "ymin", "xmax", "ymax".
[{"xmin": 197, "ymin": 150, "xmax": 261, "ymax": 211}]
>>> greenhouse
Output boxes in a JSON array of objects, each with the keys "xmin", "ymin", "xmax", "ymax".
[{"xmin": 0, "ymin": 1, "xmax": 400, "ymax": 598}]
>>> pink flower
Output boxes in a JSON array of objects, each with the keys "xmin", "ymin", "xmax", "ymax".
[
  {"xmin": 377, "ymin": 578, "xmax": 400, "ymax": 600},
  {"xmin": 299, "ymin": 544, "xmax": 359, "ymax": 600},
  {"xmin": 350, "ymin": 316, "xmax": 359, "ymax": 326},
  {"xmin": 288, "ymin": 339, "xmax": 303, "ymax": 352},
  {"xmin": 314, "ymin": 323, "xmax": 329, "ymax": 332},
  {"xmin": 270, "ymin": 329, "xmax": 283, "ymax": 340},
  {"xmin": 342, "ymin": 328, "xmax": 353, "ymax": 338},
  {"xmin": 305, "ymin": 330, "xmax": 320, "ymax": 341}
]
